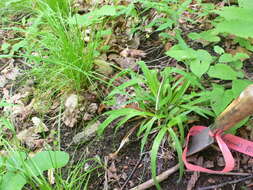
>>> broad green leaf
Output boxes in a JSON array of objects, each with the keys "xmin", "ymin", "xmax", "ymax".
[
  {"xmin": 210, "ymin": 85, "xmax": 234, "ymax": 115},
  {"xmin": 0, "ymin": 172, "xmax": 26, "ymax": 190},
  {"xmin": 220, "ymin": 53, "xmax": 249, "ymax": 63},
  {"xmin": 208, "ymin": 64, "xmax": 238, "ymax": 80},
  {"xmin": 235, "ymin": 37, "xmax": 253, "ymax": 51},
  {"xmin": 167, "ymin": 48, "xmax": 212, "ymax": 77},
  {"xmin": 188, "ymin": 30, "xmax": 220, "ymax": 42},
  {"xmin": 215, "ymin": 20, "xmax": 253, "ymax": 39},
  {"xmin": 95, "ymin": 5, "xmax": 117, "ymax": 17},
  {"xmin": 166, "ymin": 48, "xmax": 195, "ymax": 61},
  {"xmin": 239, "ymin": 0, "xmax": 253, "ymax": 8},
  {"xmin": 219, "ymin": 53, "xmax": 234, "ymax": 63},
  {"xmin": 6, "ymin": 152, "xmax": 27, "ymax": 172},
  {"xmin": 25, "ymin": 151, "xmax": 69, "ymax": 175},
  {"xmin": 215, "ymin": 7, "xmax": 253, "ymax": 22},
  {"xmin": 213, "ymin": 45, "xmax": 224, "ymax": 55},
  {"xmin": 233, "ymin": 52, "xmax": 249, "ymax": 60},
  {"xmin": 0, "ymin": 151, "xmax": 69, "ymax": 190},
  {"xmin": 214, "ymin": 7, "xmax": 253, "ymax": 38},
  {"xmin": 232, "ymin": 80, "xmax": 252, "ymax": 97},
  {"xmin": 156, "ymin": 20, "xmax": 174, "ymax": 31},
  {"xmin": 190, "ymin": 50, "xmax": 212, "ymax": 78},
  {"xmin": 69, "ymin": 5, "xmax": 117, "ymax": 26},
  {"xmin": 190, "ymin": 59, "xmax": 208, "ymax": 78}
]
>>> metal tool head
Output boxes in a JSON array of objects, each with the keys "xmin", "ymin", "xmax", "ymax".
[{"xmin": 186, "ymin": 127, "xmax": 214, "ymax": 156}]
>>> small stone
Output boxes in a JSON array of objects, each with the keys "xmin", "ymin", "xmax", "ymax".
[
  {"xmin": 65, "ymin": 94, "xmax": 78, "ymax": 111},
  {"xmin": 204, "ymin": 160, "xmax": 214, "ymax": 168},
  {"xmin": 241, "ymin": 155, "xmax": 249, "ymax": 164},
  {"xmin": 32, "ymin": 117, "xmax": 48, "ymax": 133},
  {"xmin": 87, "ymin": 103, "xmax": 98, "ymax": 114},
  {"xmin": 94, "ymin": 59, "xmax": 113, "ymax": 76},
  {"xmin": 129, "ymin": 180, "xmax": 134, "ymax": 187},
  {"xmin": 248, "ymin": 158, "xmax": 253, "ymax": 166},
  {"xmin": 121, "ymin": 172, "xmax": 127, "ymax": 180},
  {"xmin": 207, "ymin": 178, "xmax": 215, "ymax": 183},
  {"xmin": 72, "ymin": 121, "xmax": 100, "ymax": 144},
  {"xmin": 239, "ymin": 168, "xmax": 244, "ymax": 173},
  {"xmin": 187, "ymin": 155, "xmax": 198, "ymax": 163},
  {"xmin": 217, "ymin": 157, "xmax": 225, "ymax": 167},
  {"xmin": 83, "ymin": 113, "xmax": 93, "ymax": 121}
]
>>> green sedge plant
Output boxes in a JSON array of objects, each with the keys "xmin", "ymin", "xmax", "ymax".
[
  {"xmin": 22, "ymin": 0, "xmax": 98, "ymax": 94},
  {"xmin": 98, "ymin": 61, "xmax": 213, "ymax": 188}
]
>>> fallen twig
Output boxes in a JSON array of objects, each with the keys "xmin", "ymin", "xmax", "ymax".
[
  {"xmin": 186, "ymin": 171, "xmax": 251, "ymax": 176},
  {"xmin": 198, "ymin": 175, "xmax": 253, "ymax": 190},
  {"xmin": 130, "ymin": 164, "xmax": 179, "ymax": 190}
]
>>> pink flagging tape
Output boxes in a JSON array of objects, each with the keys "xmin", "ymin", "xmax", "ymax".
[
  {"xmin": 182, "ymin": 125, "xmax": 253, "ymax": 173},
  {"xmin": 223, "ymin": 134, "xmax": 253, "ymax": 157}
]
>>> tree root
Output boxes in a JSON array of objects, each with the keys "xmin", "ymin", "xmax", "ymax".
[{"xmin": 130, "ymin": 164, "xmax": 179, "ymax": 190}]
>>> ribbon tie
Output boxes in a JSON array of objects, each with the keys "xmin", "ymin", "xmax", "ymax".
[{"xmin": 183, "ymin": 126, "xmax": 253, "ymax": 173}]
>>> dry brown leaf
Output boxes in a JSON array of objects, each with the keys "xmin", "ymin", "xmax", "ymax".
[
  {"xmin": 94, "ymin": 59, "xmax": 113, "ymax": 76},
  {"xmin": 1, "ymin": 59, "xmax": 21, "ymax": 81},
  {"xmin": 16, "ymin": 117, "xmax": 48, "ymax": 149},
  {"xmin": 228, "ymin": 46, "xmax": 252, "ymax": 58},
  {"xmin": 83, "ymin": 112, "xmax": 93, "ymax": 121},
  {"xmin": 97, "ymin": 103, "xmax": 106, "ymax": 114},
  {"xmin": 204, "ymin": 160, "xmax": 214, "ymax": 168},
  {"xmin": 107, "ymin": 161, "xmax": 120, "ymax": 181},
  {"xmin": 87, "ymin": 103, "xmax": 98, "ymax": 114},
  {"xmin": 120, "ymin": 48, "xmax": 146, "ymax": 58},
  {"xmin": 0, "ymin": 75, "xmax": 7, "ymax": 88},
  {"xmin": 32, "ymin": 117, "xmax": 49, "ymax": 133},
  {"xmin": 109, "ymin": 124, "xmax": 139, "ymax": 159},
  {"xmin": 124, "ymin": 103, "xmax": 141, "ymax": 111},
  {"xmin": 108, "ymin": 53, "xmax": 137, "ymax": 69},
  {"xmin": 16, "ymin": 128, "xmax": 40, "ymax": 148},
  {"xmin": 48, "ymin": 169, "xmax": 55, "ymax": 185},
  {"xmin": 63, "ymin": 94, "xmax": 79, "ymax": 127}
]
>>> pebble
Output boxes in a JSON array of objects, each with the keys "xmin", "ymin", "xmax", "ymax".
[
  {"xmin": 248, "ymin": 158, "xmax": 253, "ymax": 166},
  {"xmin": 217, "ymin": 157, "xmax": 225, "ymax": 167}
]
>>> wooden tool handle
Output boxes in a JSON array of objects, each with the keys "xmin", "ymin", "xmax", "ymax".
[{"xmin": 215, "ymin": 84, "xmax": 253, "ymax": 131}]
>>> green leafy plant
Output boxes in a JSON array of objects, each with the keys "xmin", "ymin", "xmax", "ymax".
[
  {"xmin": 166, "ymin": 46, "xmax": 213, "ymax": 78},
  {"xmin": 213, "ymin": 0, "xmax": 253, "ymax": 39},
  {"xmin": 0, "ymin": 101, "xmax": 103, "ymax": 190},
  {"xmin": 136, "ymin": 0, "xmax": 192, "ymax": 34},
  {"xmin": 0, "ymin": 151, "xmax": 69, "ymax": 190},
  {"xmin": 98, "ymin": 61, "xmax": 213, "ymax": 188}
]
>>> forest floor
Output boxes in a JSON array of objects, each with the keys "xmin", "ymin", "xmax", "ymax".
[{"xmin": 1, "ymin": 0, "xmax": 253, "ymax": 190}]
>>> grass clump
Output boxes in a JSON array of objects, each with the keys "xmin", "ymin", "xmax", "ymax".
[
  {"xmin": 98, "ymin": 61, "xmax": 213, "ymax": 188},
  {"xmin": 22, "ymin": 0, "xmax": 101, "ymax": 94}
]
